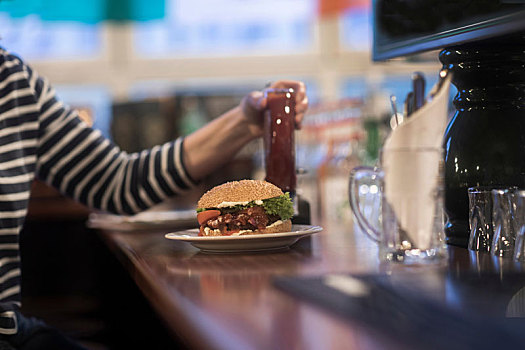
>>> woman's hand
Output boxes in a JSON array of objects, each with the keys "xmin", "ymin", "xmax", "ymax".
[{"xmin": 240, "ymin": 80, "xmax": 308, "ymax": 138}]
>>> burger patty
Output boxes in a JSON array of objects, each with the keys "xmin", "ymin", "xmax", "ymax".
[{"xmin": 201, "ymin": 206, "xmax": 280, "ymax": 235}]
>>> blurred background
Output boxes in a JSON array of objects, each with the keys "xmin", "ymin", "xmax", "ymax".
[
  {"xmin": 0, "ymin": 0, "xmax": 452, "ymax": 225},
  {"xmin": 0, "ymin": 0, "xmax": 454, "ymax": 348}
]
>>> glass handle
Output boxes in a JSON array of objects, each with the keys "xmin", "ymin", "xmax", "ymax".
[{"xmin": 348, "ymin": 166, "xmax": 382, "ymax": 243}]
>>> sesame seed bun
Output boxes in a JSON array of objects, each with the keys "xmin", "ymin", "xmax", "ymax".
[{"xmin": 197, "ymin": 180, "xmax": 284, "ymax": 209}]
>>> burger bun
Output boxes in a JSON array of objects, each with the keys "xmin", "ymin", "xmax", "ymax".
[{"xmin": 198, "ymin": 179, "xmax": 284, "ymax": 209}]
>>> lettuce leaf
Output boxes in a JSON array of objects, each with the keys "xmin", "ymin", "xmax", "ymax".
[
  {"xmin": 197, "ymin": 193, "xmax": 294, "ymax": 221},
  {"xmin": 262, "ymin": 193, "xmax": 294, "ymax": 221}
]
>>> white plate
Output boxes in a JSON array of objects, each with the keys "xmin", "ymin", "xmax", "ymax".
[
  {"xmin": 165, "ymin": 224, "xmax": 323, "ymax": 253},
  {"xmin": 88, "ymin": 210, "xmax": 197, "ymax": 231}
]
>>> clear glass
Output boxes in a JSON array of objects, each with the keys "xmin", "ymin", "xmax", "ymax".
[
  {"xmin": 513, "ymin": 190, "xmax": 525, "ymax": 262},
  {"xmin": 349, "ymin": 147, "xmax": 447, "ymax": 264},
  {"xmin": 467, "ymin": 187, "xmax": 494, "ymax": 252},
  {"xmin": 491, "ymin": 188, "xmax": 517, "ymax": 258}
]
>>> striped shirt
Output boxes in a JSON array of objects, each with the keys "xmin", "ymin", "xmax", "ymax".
[{"xmin": 0, "ymin": 47, "xmax": 197, "ymax": 334}]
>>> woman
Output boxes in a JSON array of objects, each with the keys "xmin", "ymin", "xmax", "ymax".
[{"xmin": 0, "ymin": 47, "xmax": 308, "ymax": 349}]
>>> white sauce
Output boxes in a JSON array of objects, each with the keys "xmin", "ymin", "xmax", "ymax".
[
  {"xmin": 216, "ymin": 199, "xmax": 263, "ymax": 208},
  {"xmin": 267, "ymin": 220, "xmax": 283, "ymax": 228},
  {"xmin": 232, "ymin": 230, "xmax": 251, "ymax": 236}
]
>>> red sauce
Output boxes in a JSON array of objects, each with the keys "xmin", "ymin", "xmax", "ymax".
[{"xmin": 263, "ymin": 88, "xmax": 296, "ymax": 193}]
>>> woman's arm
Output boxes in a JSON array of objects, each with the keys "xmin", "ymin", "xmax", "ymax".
[{"xmin": 31, "ymin": 67, "xmax": 306, "ymax": 214}]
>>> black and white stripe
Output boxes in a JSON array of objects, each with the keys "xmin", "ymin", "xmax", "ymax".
[{"xmin": 0, "ymin": 48, "xmax": 197, "ymax": 334}]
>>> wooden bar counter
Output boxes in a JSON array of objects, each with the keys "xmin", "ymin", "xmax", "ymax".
[{"xmin": 97, "ymin": 219, "xmax": 525, "ymax": 350}]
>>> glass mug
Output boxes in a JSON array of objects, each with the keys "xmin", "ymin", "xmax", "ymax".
[{"xmin": 349, "ymin": 147, "xmax": 448, "ymax": 264}]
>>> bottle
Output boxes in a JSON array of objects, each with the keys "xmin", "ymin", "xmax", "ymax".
[
  {"xmin": 263, "ymin": 88, "xmax": 297, "ymax": 193},
  {"xmin": 264, "ymin": 88, "xmax": 310, "ymax": 225}
]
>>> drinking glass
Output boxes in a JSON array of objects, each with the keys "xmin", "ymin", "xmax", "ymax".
[
  {"xmin": 349, "ymin": 147, "xmax": 447, "ymax": 264},
  {"xmin": 467, "ymin": 187, "xmax": 493, "ymax": 252},
  {"xmin": 491, "ymin": 188, "xmax": 517, "ymax": 258},
  {"xmin": 513, "ymin": 190, "xmax": 525, "ymax": 262}
]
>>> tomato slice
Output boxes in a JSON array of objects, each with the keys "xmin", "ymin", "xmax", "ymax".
[{"xmin": 197, "ymin": 209, "xmax": 221, "ymax": 225}]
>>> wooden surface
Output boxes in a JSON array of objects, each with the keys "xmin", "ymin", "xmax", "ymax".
[
  {"xmin": 27, "ymin": 180, "xmax": 91, "ymax": 220},
  {"xmin": 98, "ymin": 219, "xmax": 525, "ymax": 350}
]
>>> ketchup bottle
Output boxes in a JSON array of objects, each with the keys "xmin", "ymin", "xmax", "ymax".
[{"xmin": 263, "ymin": 88, "xmax": 296, "ymax": 194}]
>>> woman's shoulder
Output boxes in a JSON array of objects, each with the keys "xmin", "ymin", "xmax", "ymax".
[
  {"xmin": 0, "ymin": 47, "xmax": 33, "ymax": 86},
  {"xmin": 0, "ymin": 46, "xmax": 27, "ymax": 71}
]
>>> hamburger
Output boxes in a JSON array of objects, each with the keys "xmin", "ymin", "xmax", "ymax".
[{"xmin": 196, "ymin": 180, "xmax": 294, "ymax": 236}]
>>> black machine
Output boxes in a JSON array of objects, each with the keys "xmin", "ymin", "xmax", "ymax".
[{"xmin": 373, "ymin": 0, "xmax": 525, "ymax": 247}]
